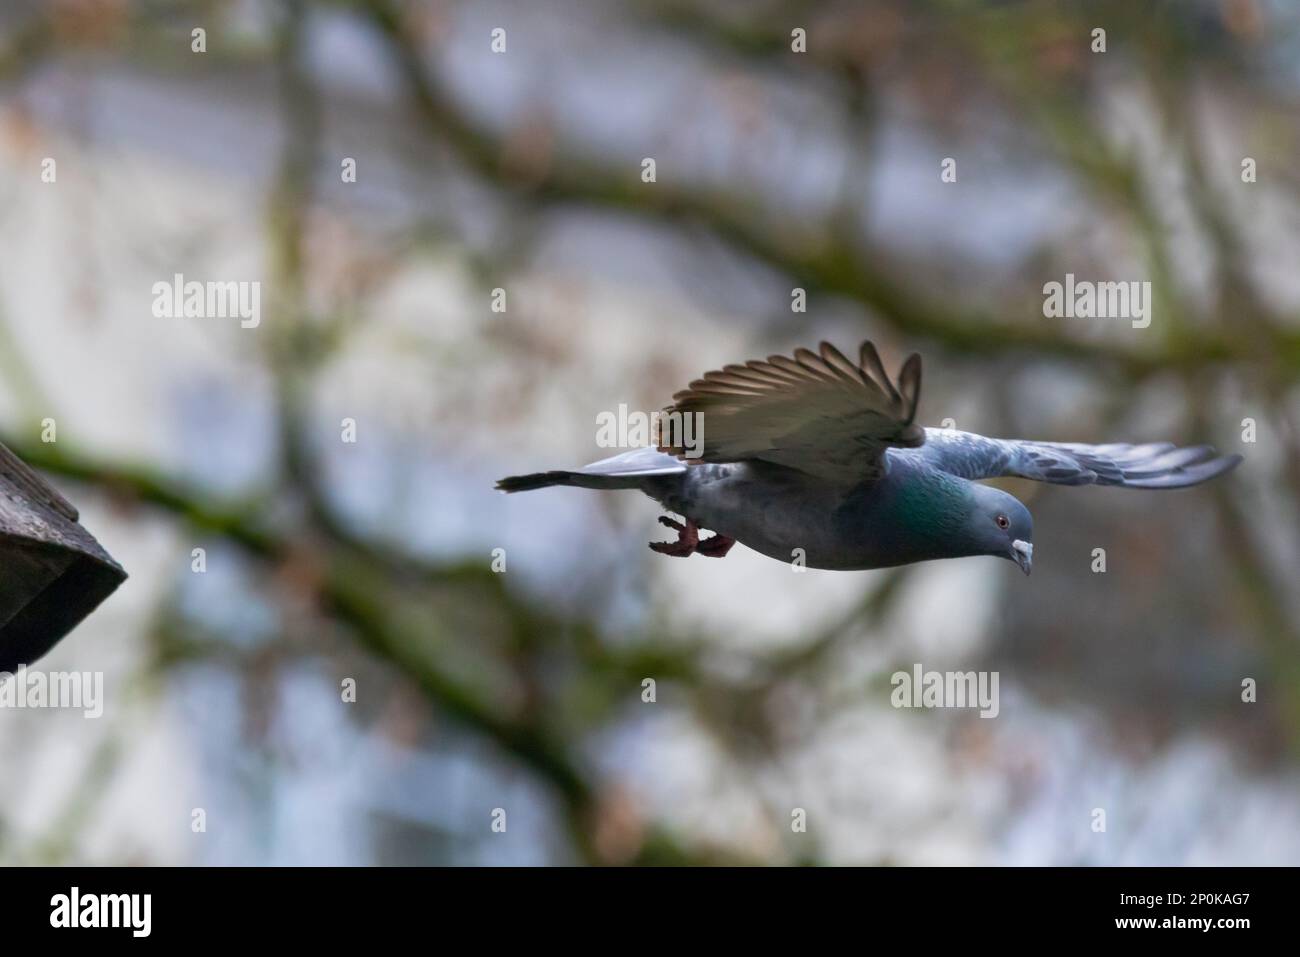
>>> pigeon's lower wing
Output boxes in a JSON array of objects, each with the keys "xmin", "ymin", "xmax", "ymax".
[
  {"xmin": 656, "ymin": 341, "xmax": 924, "ymax": 486},
  {"xmin": 921, "ymin": 428, "xmax": 1242, "ymax": 489}
]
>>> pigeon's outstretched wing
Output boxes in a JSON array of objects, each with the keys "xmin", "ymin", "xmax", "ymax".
[
  {"xmin": 920, "ymin": 428, "xmax": 1242, "ymax": 489},
  {"xmin": 655, "ymin": 341, "xmax": 923, "ymax": 486}
]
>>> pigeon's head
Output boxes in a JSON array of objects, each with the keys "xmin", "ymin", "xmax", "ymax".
[{"xmin": 967, "ymin": 484, "xmax": 1034, "ymax": 575}]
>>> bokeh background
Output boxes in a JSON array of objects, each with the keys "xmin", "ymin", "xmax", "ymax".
[{"xmin": 0, "ymin": 0, "xmax": 1297, "ymax": 865}]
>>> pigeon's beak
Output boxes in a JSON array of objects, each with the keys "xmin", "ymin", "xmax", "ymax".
[{"xmin": 1011, "ymin": 540, "xmax": 1033, "ymax": 576}]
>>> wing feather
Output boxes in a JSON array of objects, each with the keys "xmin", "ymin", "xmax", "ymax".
[
  {"xmin": 920, "ymin": 429, "xmax": 1241, "ymax": 490},
  {"xmin": 656, "ymin": 340, "xmax": 924, "ymax": 485}
]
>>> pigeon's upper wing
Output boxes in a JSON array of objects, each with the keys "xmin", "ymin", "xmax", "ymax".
[
  {"xmin": 919, "ymin": 428, "xmax": 1242, "ymax": 489},
  {"xmin": 655, "ymin": 341, "xmax": 923, "ymax": 485}
]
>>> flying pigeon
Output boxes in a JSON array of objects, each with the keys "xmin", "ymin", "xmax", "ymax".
[{"xmin": 496, "ymin": 341, "xmax": 1242, "ymax": 574}]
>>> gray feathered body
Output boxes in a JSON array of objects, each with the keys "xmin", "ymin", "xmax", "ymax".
[{"xmin": 643, "ymin": 453, "xmax": 971, "ymax": 570}]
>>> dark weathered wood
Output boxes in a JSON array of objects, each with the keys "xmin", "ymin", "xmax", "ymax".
[{"xmin": 0, "ymin": 441, "xmax": 126, "ymax": 671}]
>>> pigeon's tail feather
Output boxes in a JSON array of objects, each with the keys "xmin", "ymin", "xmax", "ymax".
[
  {"xmin": 496, "ymin": 471, "xmax": 579, "ymax": 493},
  {"xmin": 495, "ymin": 470, "xmax": 655, "ymax": 492},
  {"xmin": 496, "ymin": 448, "xmax": 687, "ymax": 493}
]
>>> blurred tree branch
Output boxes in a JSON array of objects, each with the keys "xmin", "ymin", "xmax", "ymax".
[{"xmin": 356, "ymin": 0, "xmax": 1300, "ymax": 376}]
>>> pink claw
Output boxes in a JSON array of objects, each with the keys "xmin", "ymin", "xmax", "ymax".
[{"xmin": 648, "ymin": 516, "xmax": 735, "ymax": 558}]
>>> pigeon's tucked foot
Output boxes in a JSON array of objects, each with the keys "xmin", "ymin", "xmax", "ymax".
[
  {"xmin": 649, "ymin": 516, "xmax": 699, "ymax": 557},
  {"xmin": 695, "ymin": 533, "xmax": 736, "ymax": 558},
  {"xmin": 649, "ymin": 516, "xmax": 735, "ymax": 558}
]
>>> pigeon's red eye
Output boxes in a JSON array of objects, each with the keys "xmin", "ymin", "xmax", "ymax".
[{"xmin": 996, "ymin": 514, "xmax": 1010, "ymax": 530}]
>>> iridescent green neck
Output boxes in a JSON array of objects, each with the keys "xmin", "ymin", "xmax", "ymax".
[{"xmin": 889, "ymin": 468, "xmax": 974, "ymax": 553}]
